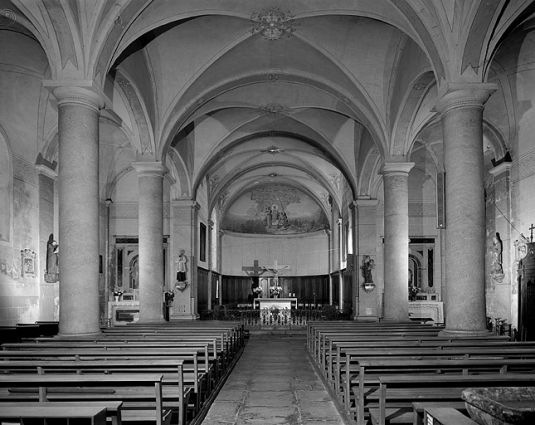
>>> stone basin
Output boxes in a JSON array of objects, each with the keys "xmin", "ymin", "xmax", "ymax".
[{"xmin": 462, "ymin": 387, "xmax": 535, "ymax": 425}]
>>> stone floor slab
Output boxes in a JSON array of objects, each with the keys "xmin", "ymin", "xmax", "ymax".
[{"xmin": 200, "ymin": 333, "xmax": 350, "ymax": 425}]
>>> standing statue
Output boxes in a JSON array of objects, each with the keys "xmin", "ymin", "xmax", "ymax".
[
  {"xmin": 490, "ymin": 232, "xmax": 504, "ymax": 281},
  {"xmin": 177, "ymin": 250, "xmax": 187, "ymax": 282},
  {"xmin": 46, "ymin": 234, "xmax": 59, "ymax": 275},
  {"xmin": 361, "ymin": 255, "xmax": 375, "ymax": 283}
]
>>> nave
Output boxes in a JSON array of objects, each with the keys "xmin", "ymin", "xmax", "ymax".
[{"xmin": 1, "ymin": 320, "xmax": 535, "ymax": 425}]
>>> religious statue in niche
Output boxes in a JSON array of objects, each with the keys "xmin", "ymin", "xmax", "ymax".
[
  {"xmin": 175, "ymin": 250, "xmax": 188, "ymax": 291},
  {"xmin": 361, "ymin": 255, "xmax": 375, "ymax": 283},
  {"xmin": 361, "ymin": 255, "xmax": 375, "ymax": 292},
  {"xmin": 44, "ymin": 233, "xmax": 59, "ymax": 283},
  {"xmin": 490, "ymin": 232, "xmax": 505, "ymax": 282}
]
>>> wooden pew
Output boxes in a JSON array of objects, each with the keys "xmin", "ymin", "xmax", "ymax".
[
  {"xmin": 0, "ymin": 405, "xmax": 108, "ymax": 424},
  {"xmin": 0, "ymin": 359, "xmax": 189, "ymax": 424},
  {"xmin": 422, "ymin": 407, "xmax": 478, "ymax": 425},
  {"xmin": 371, "ymin": 373, "xmax": 535, "ymax": 425},
  {"xmin": 2, "ymin": 341, "xmax": 219, "ymax": 390},
  {"xmin": 0, "ymin": 373, "xmax": 172, "ymax": 425},
  {"xmin": 0, "ymin": 401, "xmax": 122, "ymax": 425},
  {"xmin": 0, "ymin": 349, "xmax": 206, "ymax": 413},
  {"xmin": 328, "ymin": 339, "xmax": 531, "ymax": 393},
  {"xmin": 412, "ymin": 401, "xmax": 467, "ymax": 425},
  {"xmin": 347, "ymin": 357, "xmax": 535, "ymax": 425}
]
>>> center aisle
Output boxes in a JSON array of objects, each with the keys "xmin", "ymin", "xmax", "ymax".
[{"xmin": 201, "ymin": 333, "xmax": 350, "ymax": 425}]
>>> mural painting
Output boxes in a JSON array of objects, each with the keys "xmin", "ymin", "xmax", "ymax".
[{"xmin": 221, "ymin": 184, "xmax": 329, "ymax": 235}]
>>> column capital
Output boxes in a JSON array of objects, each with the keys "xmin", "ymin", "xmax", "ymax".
[
  {"xmin": 132, "ymin": 161, "xmax": 168, "ymax": 177},
  {"xmin": 489, "ymin": 161, "xmax": 512, "ymax": 177},
  {"xmin": 435, "ymin": 82, "xmax": 498, "ymax": 115},
  {"xmin": 381, "ymin": 162, "xmax": 414, "ymax": 176},
  {"xmin": 353, "ymin": 198, "xmax": 379, "ymax": 208},
  {"xmin": 35, "ymin": 164, "xmax": 57, "ymax": 179},
  {"xmin": 44, "ymin": 83, "xmax": 105, "ymax": 112}
]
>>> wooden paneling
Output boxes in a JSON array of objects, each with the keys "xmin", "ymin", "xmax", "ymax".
[{"xmin": 221, "ymin": 275, "xmax": 329, "ymax": 306}]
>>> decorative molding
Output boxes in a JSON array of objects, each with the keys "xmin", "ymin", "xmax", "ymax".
[
  {"xmin": 259, "ymin": 103, "xmax": 290, "ymax": 116},
  {"xmin": 261, "ymin": 145, "xmax": 284, "ymax": 155},
  {"xmin": 511, "ymin": 148, "xmax": 535, "ymax": 183},
  {"xmin": 251, "ymin": 7, "xmax": 298, "ymax": 41}
]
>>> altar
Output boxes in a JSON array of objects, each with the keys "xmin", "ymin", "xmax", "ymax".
[
  {"xmin": 254, "ymin": 298, "xmax": 297, "ymax": 310},
  {"xmin": 408, "ymin": 301, "xmax": 444, "ymax": 324}
]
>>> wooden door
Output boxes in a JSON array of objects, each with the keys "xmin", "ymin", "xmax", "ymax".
[{"xmin": 519, "ymin": 242, "xmax": 535, "ymax": 341}]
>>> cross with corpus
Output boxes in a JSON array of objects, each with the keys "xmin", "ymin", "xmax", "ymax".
[
  {"xmin": 530, "ymin": 223, "xmax": 535, "ymax": 242},
  {"xmin": 242, "ymin": 260, "xmax": 266, "ymax": 277},
  {"xmin": 262, "ymin": 259, "xmax": 290, "ymax": 285}
]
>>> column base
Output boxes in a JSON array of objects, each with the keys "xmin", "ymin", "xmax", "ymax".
[
  {"xmin": 170, "ymin": 313, "xmax": 198, "ymax": 321},
  {"xmin": 438, "ymin": 328, "xmax": 492, "ymax": 338},
  {"xmin": 56, "ymin": 331, "xmax": 102, "ymax": 339}
]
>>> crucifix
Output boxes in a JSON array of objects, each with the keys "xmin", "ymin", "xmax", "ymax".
[
  {"xmin": 242, "ymin": 260, "xmax": 267, "ymax": 277},
  {"xmin": 262, "ymin": 259, "xmax": 291, "ymax": 286},
  {"xmin": 530, "ymin": 223, "xmax": 534, "ymax": 242}
]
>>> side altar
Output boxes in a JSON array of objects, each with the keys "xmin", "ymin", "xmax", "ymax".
[{"xmin": 254, "ymin": 298, "xmax": 297, "ymax": 310}]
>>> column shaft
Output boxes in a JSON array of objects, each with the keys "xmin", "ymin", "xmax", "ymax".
[
  {"xmin": 382, "ymin": 163, "xmax": 414, "ymax": 321},
  {"xmin": 133, "ymin": 162, "xmax": 167, "ymax": 323},
  {"xmin": 54, "ymin": 86, "xmax": 102, "ymax": 336},
  {"xmin": 438, "ymin": 86, "xmax": 495, "ymax": 336}
]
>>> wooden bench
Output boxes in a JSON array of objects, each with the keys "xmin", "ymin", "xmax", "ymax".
[
  {"xmin": 0, "ymin": 401, "xmax": 123, "ymax": 425},
  {"xmin": 0, "ymin": 405, "xmax": 108, "ymax": 425},
  {"xmin": 346, "ymin": 357, "xmax": 535, "ymax": 425},
  {"xmin": 0, "ymin": 373, "xmax": 172, "ymax": 425},
  {"xmin": 0, "ymin": 351, "xmax": 203, "ymax": 416},
  {"xmin": 412, "ymin": 401, "xmax": 467, "ymax": 425},
  {"xmin": 370, "ymin": 373, "xmax": 535, "ymax": 425},
  {"xmin": 423, "ymin": 407, "xmax": 478, "ymax": 425}
]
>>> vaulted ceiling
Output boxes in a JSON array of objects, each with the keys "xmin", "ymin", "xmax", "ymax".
[{"xmin": 4, "ymin": 0, "xmax": 534, "ymax": 223}]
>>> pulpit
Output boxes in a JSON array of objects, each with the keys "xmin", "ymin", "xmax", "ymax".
[{"xmin": 254, "ymin": 298, "xmax": 297, "ymax": 310}]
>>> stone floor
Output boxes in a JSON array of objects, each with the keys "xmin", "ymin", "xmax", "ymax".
[{"xmin": 200, "ymin": 332, "xmax": 350, "ymax": 425}]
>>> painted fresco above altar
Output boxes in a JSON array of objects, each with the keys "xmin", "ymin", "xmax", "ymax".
[{"xmin": 221, "ymin": 184, "xmax": 329, "ymax": 235}]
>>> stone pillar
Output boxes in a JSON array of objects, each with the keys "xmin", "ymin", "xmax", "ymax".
[
  {"xmin": 436, "ymin": 83, "xmax": 496, "ymax": 337},
  {"xmin": 207, "ymin": 220, "xmax": 214, "ymax": 311},
  {"xmin": 218, "ymin": 229, "xmax": 224, "ymax": 306},
  {"xmin": 325, "ymin": 229, "xmax": 333, "ymax": 305},
  {"xmin": 170, "ymin": 200, "xmax": 199, "ymax": 320},
  {"xmin": 51, "ymin": 86, "xmax": 103, "ymax": 337},
  {"xmin": 103, "ymin": 198, "xmax": 113, "ymax": 321},
  {"xmin": 36, "ymin": 163, "xmax": 57, "ymax": 321},
  {"xmin": 381, "ymin": 162, "xmax": 414, "ymax": 321},
  {"xmin": 132, "ymin": 162, "xmax": 167, "ymax": 323},
  {"xmin": 355, "ymin": 198, "xmax": 380, "ymax": 320},
  {"xmin": 350, "ymin": 201, "xmax": 359, "ymax": 319}
]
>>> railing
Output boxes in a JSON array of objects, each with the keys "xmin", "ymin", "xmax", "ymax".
[{"xmin": 200, "ymin": 307, "xmax": 352, "ymax": 327}]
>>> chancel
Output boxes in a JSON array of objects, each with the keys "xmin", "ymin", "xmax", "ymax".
[{"xmin": 2, "ymin": 2, "xmax": 535, "ymax": 423}]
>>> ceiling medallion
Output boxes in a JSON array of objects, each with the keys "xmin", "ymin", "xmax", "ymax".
[
  {"xmin": 259, "ymin": 102, "xmax": 290, "ymax": 116},
  {"xmin": 251, "ymin": 7, "xmax": 298, "ymax": 41},
  {"xmin": 261, "ymin": 145, "xmax": 284, "ymax": 155}
]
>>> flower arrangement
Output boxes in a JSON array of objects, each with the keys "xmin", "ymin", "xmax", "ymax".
[
  {"xmin": 270, "ymin": 285, "xmax": 283, "ymax": 296},
  {"xmin": 253, "ymin": 286, "xmax": 263, "ymax": 294},
  {"xmin": 409, "ymin": 285, "xmax": 419, "ymax": 300},
  {"xmin": 113, "ymin": 287, "xmax": 124, "ymax": 297}
]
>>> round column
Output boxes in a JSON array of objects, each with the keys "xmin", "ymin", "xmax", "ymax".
[
  {"xmin": 381, "ymin": 162, "xmax": 414, "ymax": 321},
  {"xmin": 53, "ymin": 86, "xmax": 103, "ymax": 337},
  {"xmin": 436, "ymin": 85, "xmax": 496, "ymax": 336},
  {"xmin": 132, "ymin": 162, "xmax": 167, "ymax": 323}
]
